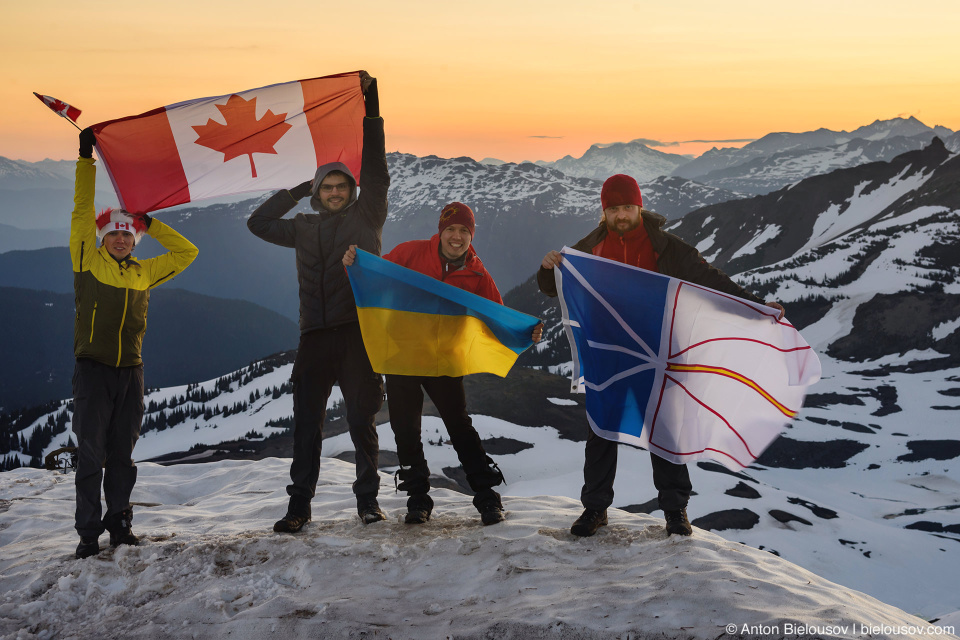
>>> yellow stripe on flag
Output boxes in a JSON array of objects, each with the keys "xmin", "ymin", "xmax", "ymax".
[
  {"xmin": 666, "ymin": 363, "xmax": 797, "ymax": 417},
  {"xmin": 357, "ymin": 306, "xmax": 521, "ymax": 377}
]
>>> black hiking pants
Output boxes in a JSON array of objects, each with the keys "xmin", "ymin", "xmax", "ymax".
[
  {"xmin": 580, "ymin": 426, "xmax": 692, "ymax": 513},
  {"xmin": 72, "ymin": 359, "xmax": 144, "ymax": 538},
  {"xmin": 287, "ymin": 323, "xmax": 384, "ymax": 502},
  {"xmin": 386, "ymin": 374, "xmax": 503, "ymax": 496}
]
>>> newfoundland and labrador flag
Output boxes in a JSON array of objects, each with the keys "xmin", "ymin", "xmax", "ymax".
[
  {"xmin": 346, "ymin": 249, "xmax": 540, "ymax": 378},
  {"xmin": 90, "ymin": 72, "xmax": 365, "ymax": 213},
  {"xmin": 556, "ymin": 248, "xmax": 821, "ymax": 470}
]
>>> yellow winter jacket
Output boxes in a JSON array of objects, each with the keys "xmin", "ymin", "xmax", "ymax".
[{"xmin": 71, "ymin": 157, "xmax": 198, "ymax": 367}]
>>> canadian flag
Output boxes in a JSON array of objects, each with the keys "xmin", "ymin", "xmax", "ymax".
[
  {"xmin": 90, "ymin": 72, "xmax": 365, "ymax": 214},
  {"xmin": 34, "ymin": 93, "xmax": 82, "ymax": 123}
]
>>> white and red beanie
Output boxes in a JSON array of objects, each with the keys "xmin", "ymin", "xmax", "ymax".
[{"xmin": 96, "ymin": 208, "xmax": 147, "ymax": 246}]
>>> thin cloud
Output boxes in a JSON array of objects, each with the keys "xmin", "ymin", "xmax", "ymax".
[
  {"xmin": 678, "ymin": 138, "xmax": 757, "ymax": 144},
  {"xmin": 631, "ymin": 138, "xmax": 758, "ymax": 147},
  {"xmin": 631, "ymin": 138, "xmax": 673, "ymax": 147},
  {"xmin": 528, "ymin": 135, "xmax": 565, "ymax": 139}
]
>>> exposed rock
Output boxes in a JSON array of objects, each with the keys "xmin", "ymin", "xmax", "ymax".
[
  {"xmin": 692, "ymin": 508, "xmax": 760, "ymax": 531},
  {"xmin": 897, "ymin": 440, "xmax": 960, "ymax": 462},
  {"xmin": 755, "ymin": 437, "xmax": 869, "ymax": 469},
  {"xmin": 769, "ymin": 510, "xmax": 813, "ymax": 526}
]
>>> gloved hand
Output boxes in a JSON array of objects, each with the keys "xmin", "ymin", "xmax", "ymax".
[
  {"xmin": 139, "ymin": 213, "xmax": 153, "ymax": 230},
  {"xmin": 79, "ymin": 128, "xmax": 96, "ymax": 159},
  {"xmin": 289, "ymin": 180, "xmax": 312, "ymax": 201},
  {"xmin": 359, "ymin": 71, "xmax": 379, "ymax": 118}
]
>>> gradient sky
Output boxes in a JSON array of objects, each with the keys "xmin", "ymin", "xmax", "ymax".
[{"xmin": 3, "ymin": 0, "xmax": 958, "ymax": 163}]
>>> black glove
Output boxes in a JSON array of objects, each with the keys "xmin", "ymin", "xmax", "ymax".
[
  {"xmin": 289, "ymin": 180, "xmax": 312, "ymax": 201},
  {"xmin": 364, "ymin": 78, "xmax": 380, "ymax": 118},
  {"xmin": 79, "ymin": 128, "xmax": 96, "ymax": 159},
  {"xmin": 140, "ymin": 213, "xmax": 153, "ymax": 230}
]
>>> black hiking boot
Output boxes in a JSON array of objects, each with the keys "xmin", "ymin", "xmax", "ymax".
[
  {"xmin": 274, "ymin": 496, "xmax": 311, "ymax": 533},
  {"xmin": 76, "ymin": 536, "xmax": 100, "ymax": 559},
  {"xmin": 664, "ymin": 508, "xmax": 693, "ymax": 536},
  {"xmin": 104, "ymin": 509, "xmax": 140, "ymax": 547},
  {"xmin": 571, "ymin": 508, "xmax": 608, "ymax": 537},
  {"xmin": 404, "ymin": 493, "xmax": 434, "ymax": 524},
  {"xmin": 474, "ymin": 489, "xmax": 505, "ymax": 526},
  {"xmin": 357, "ymin": 494, "xmax": 386, "ymax": 524}
]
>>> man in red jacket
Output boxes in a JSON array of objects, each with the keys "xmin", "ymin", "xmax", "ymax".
[
  {"xmin": 344, "ymin": 202, "xmax": 542, "ymax": 525},
  {"xmin": 539, "ymin": 174, "xmax": 783, "ymax": 538}
]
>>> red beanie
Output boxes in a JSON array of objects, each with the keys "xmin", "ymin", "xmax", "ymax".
[
  {"xmin": 601, "ymin": 174, "xmax": 643, "ymax": 211},
  {"xmin": 438, "ymin": 202, "xmax": 475, "ymax": 236}
]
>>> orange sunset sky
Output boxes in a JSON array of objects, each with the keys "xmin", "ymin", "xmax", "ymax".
[{"xmin": 2, "ymin": 0, "xmax": 958, "ymax": 164}]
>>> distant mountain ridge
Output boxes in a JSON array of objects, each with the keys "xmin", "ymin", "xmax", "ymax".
[
  {"xmin": 506, "ymin": 137, "xmax": 960, "ymax": 372},
  {"xmin": 535, "ymin": 140, "xmax": 691, "ymax": 182},
  {"xmin": 0, "ymin": 153, "xmax": 741, "ymax": 327},
  {"xmin": 0, "ymin": 286, "xmax": 298, "ymax": 412},
  {"xmin": 669, "ymin": 116, "xmax": 956, "ymax": 195}
]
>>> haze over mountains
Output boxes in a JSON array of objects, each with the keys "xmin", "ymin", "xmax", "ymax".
[{"xmin": 1, "ymin": 117, "xmax": 959, "ymax": 626}]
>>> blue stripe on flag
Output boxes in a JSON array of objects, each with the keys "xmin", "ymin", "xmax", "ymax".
[
  {"xmin": 559, "ymin": 250, "xmax": 672, "ymax": 440},
  {"xmin": 348, "ymin": 249, "xmax": 538, "ymax": 354}
]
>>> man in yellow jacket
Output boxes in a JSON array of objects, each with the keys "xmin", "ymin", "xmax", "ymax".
[{"xmin": 72, "ymin": 128, "xmax": 198, "ymax": 559}]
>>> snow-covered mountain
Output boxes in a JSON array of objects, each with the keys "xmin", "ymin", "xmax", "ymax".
[
  {"xmin": 384, "ymin": 153, "xmax": 744, "ymax": 289},
  {"xmin": 3, "ymin": 458, "xmax": 955, "ymax": 639},
  {"xmin": 674, "ymin": 117, "xmax": 952, "ymax": 180},
  {"xmin": 3, "ymin": 127, "xmax": 960, "ymax": 624},
  {"xmin": 685, "ymin": 134, "xmax": 949, "ymax": 195},
  {"xmin": 670, "ymin": 118, "xmax": 955, "ymax": 195},
  {"xmin": 0, "ymin": 157, "xmax": 68, "ymax": 189},
  {"xmin": 667, "ymin": 137, "xmax": 957, "ymax": 275},
  {"xmin": 536, "ymin": 140, "xmax": 691, "ymax": 182}
]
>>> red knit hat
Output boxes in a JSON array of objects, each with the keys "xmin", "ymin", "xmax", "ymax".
[
  {"xmin": 601, "ymin": 174, "xmax": 643, "ymax": 211},
  {"xmin": 438, "ymin": 202, "xmax": 475, "ymax": 236}
]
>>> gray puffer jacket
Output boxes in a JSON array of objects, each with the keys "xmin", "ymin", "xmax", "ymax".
[{"xmin": 247, "ymin": 116, "xmax": 389, "ymax": 333}]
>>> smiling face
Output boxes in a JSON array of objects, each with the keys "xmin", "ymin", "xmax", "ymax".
[
  {"xmin": 103, "ymin": 230, "xmax": 135, "ymax": 260},
  {"xmin": 317, "ymin": 172, "xmax": 351, "ymax": 213},
  {"xmin": 439, "ymin": 224, "xmax": 472, "ymax": 261},
  {"xmin": 603, "ymin": 204, "xmax": 642, "ymax": 234}
]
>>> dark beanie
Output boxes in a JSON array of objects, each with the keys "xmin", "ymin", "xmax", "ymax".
[
  {"xmin": 438, "ymin": 202, "xmax": 476, "ymax": 236},
  {"xmin": 601, "ymin": 174, "xmax": 643, "ymax": 210}
]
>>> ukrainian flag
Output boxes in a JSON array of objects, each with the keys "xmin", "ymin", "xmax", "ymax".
[{"xmin": 347, "ymin": 249, "xmax": 540, "ymax": 377}]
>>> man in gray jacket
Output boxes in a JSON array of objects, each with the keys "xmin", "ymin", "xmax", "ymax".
[{"xmin": 248, "ymin": 71, "xmax": 389, "ymax": 531}]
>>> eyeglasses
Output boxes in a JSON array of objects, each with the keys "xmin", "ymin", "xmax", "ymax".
[{"xmin": 319, "ymin": 182, "xmax": 350, "ymax": 193}]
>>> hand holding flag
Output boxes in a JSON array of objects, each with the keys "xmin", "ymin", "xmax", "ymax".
[{"xmin": 347, "ymin": 249, "xmax": 540, "ymax": 378}]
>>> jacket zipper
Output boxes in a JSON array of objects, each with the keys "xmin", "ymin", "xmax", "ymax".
[
  {"xmin": 151, "ymin": 271, "xmax": 175, "ymax": 287},
  {"xmin": 89, "ymin": 302, "xmax": 97, "ymax": 343},
  {"xmin": 117, "ymin": 287, "xmax": 129, "ymax": 367}
]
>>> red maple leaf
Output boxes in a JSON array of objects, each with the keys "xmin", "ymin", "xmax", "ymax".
[{"xmin": 192, "ymin": 94, "xmax": 293, "ymax": 178}]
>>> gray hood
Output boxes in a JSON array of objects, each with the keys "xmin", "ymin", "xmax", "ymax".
[{"xmin": 309, "ymin": 162, "xmax": 358, "ymax": 214}]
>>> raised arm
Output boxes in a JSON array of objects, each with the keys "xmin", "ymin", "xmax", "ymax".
[
  {"xmin": 70, "ymin": 129, "xmax": 99, "ymax": 273},
  {"xmin": 355, "ymin": 71, "xmax": 389, "ymax": 228},
  {"xmin": 141, "ymin": 217, "xmax": 199, "ymax": 288},
  {"xmin": 246, "ymin": 181, "xmax": 311, "ymax": 248}
]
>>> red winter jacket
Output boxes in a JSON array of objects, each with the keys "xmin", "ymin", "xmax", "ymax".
[{"xmin": 384, "ymin": 235, "xmax": 503, "ymax": 304}]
